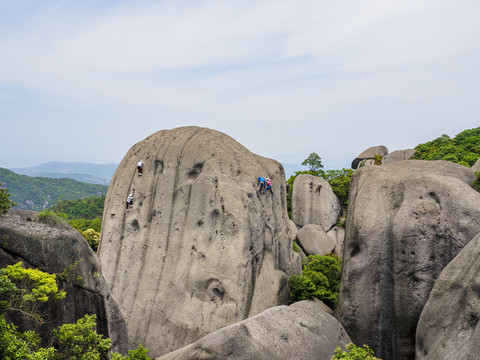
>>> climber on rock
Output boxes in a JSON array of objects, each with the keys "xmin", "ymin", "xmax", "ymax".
[
  {"xmin": 126, "ymin": 190, "xmax": 135, "ymax": 211},
  {"xmin": 286, "ymin": 183, "xmax": 290, "ymax": 193},
  {"xmin": 309, "ymin": 181, "xmax": 313, "ymax": 191},
  {"xmin": 265, "ymin": 177, "xmax": 274, "ymax": 194},
  {"xmin": 137, "ymin": 160, "xmax": 143, "ymax": 176},
  {"xmin": 315, "ymin": 184, "xmax": 322, "ymax": 193},
  {"xmin": 257, "ymin": 176, "xmax": 266, "ymax": 192}
]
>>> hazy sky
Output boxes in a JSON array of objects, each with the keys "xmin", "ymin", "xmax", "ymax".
[{"xmin": 1, "ymin": 0, "xmax": 479, "ymax": 170}]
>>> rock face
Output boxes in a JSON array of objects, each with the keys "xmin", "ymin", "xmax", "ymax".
[
  {"xmin": 382, "ymin": 149, "xmax": 417, "ymax": 164},
  {"xmin": 351, "ymin": 145, "xmax": 388, "ymax": 169},
  {"xmin": 291, "ymin": 174, "xmax": 340, "ymax": 231},
  {"xmin": 335, "ymin": 160, "xmax": 480, "ymax": 360},
  {"xmin": 296, "ymin": 224, "xmax": 336, "ymax": 256},
  {"xmin": 472, "ymin": 158, "xmax": 480, "ymax": 172},
  {"xmin": 98, "ymin": 126, "xmax": 301, "ymax": 357},
  {"xmin": 156, "ymin": 300, "xmax": 351, "ymax": 360},
  {"xmin": 416, "ymin": 231, "xmax": 480, "ymax": 360},
  {"xmin": 326, "ymin": 226, "xmax": 345, "ymax": 258},
  {"xmin": 0, "ymin": 210, "xmax": 128, "ymax": 354}
]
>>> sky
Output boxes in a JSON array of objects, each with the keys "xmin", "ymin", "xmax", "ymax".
[{"xmin": 1, "ymin": 0, "xmax": 479, "ymax": 170}]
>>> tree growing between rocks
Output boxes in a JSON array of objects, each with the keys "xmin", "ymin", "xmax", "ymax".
[
  {"xmin": 302, "ymin": 152, "xmax": 325, "ymax": 176},
  {"xmin": 0, "ymin": 262, "xmax": 151, "ymax": 360},
  {"xmin": 289, "ymin": 253, "xmax": 342, "ymax": 309},
  {"xmin": 0, "ymin": 182, "xmax": 16, "ymax": 215}
]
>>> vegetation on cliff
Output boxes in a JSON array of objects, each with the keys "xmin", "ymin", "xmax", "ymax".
[
  {"xmin": 289, "ymin": 253, "xmax": 342, "ymax": 309},
  {"xmin": 0, "ymin": 168, "xmax": 108, "ymax": 211},
  {"xmin": 0, "ymin": 262, "xmax": 151, "ymax": 359},
  {"xmin": 411, "ymin": 127, "xmax": 480, "ymax": 166}
]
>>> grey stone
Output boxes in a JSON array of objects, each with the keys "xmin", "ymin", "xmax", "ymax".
[
  {"xmin": 296, "ymin": 224, "xmax": 336, "ymax": 256},
  {"xmin": 156, "ymin": 300, "xmax": 350, "ymax": 360},
  {"xmin": 291, "ymin": 174, "xmax": 340, "ymax": 231},
  {"xmin": 472, "ymin": 158, "xmax": 480, "ymax": 172},
  {"xmin": 98, "ymin": 126, "xmax": 301, "ymax": 357},
  {"xmin": 0, "ymin": 210, "xmax": 128, "ymax": 354},
  {"xmin": 326, "ymin": 226, "xmax": 345, "ymax": 258},
  {"xmin": 416, "ymin": 231, "xmax": 480, "ymax": 360},
  {"xmin": 335, "ymin": 160, "xmax": 480, "ymax": 360},
  {"xmin": 382, "ymin": 149, "xmax": 417, "ymax": 164},
  {"xmin": 351, "ymin": 145, "xmax": 388, "ymax": 169},
  {"xmin": 288, "ymin": 219, "xmax": 298, "ymax": 240}
]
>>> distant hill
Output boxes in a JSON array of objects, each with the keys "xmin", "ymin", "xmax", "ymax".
[
  {"xmin": 10, "ymin": 161, "xmax": 117, "ymax": 185},
  {"xmin": 0, "ymin": 167, "xmax": 108, "ymax": 211}
]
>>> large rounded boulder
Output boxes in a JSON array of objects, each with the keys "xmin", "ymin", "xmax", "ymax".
[
  {"xmin": 351, "ymin": 145, "xmax": 388, "ymax": 169},
  {"xmin": 291, "ymin": 174, "xmax": 340, "ymax": 231},
  {"xmin": 98, "ymin": 126, "xmax": 301, "ymax": 357},
  {"xmin": 416, "ymin": 231, "xmax": 480, "ymax": 360},
  {"xmin": 0, "ymin": 210, "xmax": 128, "ymax": 354},
  {"xmin": 156, "ymin": 300, "xmax": 351, "ymax": 360},
  {"xmin": 335, "ymin": 160, "xmax": 480, "ymax": 360}
]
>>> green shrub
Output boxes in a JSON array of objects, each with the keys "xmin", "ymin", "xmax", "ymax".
[
  {"xmin": 374, "ymin": 155, "xmax": 382, "ymax": 165},
  {"xmin": 0, "ymin": 182, "xmax": 16, "ymax": 215},
  {"xmin": 288, "ymin": 275, "xmax": 316, "ymax": 304},
  {"xmin": 81, "ymin": 229, "xmax": 100, "ymax": 252},
  {"xmin": 473, "ymin": 171, "xmax": 480, "ymax": 192},
  {"xmin": 289, "ymin": 253, "xmax": 342, "ymax": 309},
  {"xmin": 332, "ymin": 343, "xmax": 382, "ymax": 359},
  {"xmin": 36, "ymin": 210, "xmax": 68, "ymax": 228},
  {"xmin": 292, "ymin": 241, "xmax": 300, "ymax": 253}
]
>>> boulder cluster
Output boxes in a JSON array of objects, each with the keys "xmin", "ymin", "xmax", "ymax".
[{"xmin": 3, "ymin": 130, "xmax": 480, "ymax": 360}]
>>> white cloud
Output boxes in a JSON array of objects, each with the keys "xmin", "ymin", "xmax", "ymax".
[{"xmin": 1, "ymin": 0, "xmax": 480, "ymax": 168}]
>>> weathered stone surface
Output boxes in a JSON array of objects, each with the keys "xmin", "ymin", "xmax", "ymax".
[
  {"xmin": 291, "ymin": 174, "xmax": 340, "ymax": 231},
  {"xmin": 472, "ymin": 158, "xmax": 480, "ymax": 172},
  {"xmin": 326, "ymin": 226, "xmax": 345, "ymax": 258},
  {"xmin": 335, "ymin": 160, "xmax": 480, "ymax": 360},
  {"xmin": 288, "ymin": 219, "xmax": 298, "ymax": 240},
  {"xmin": 98, "ymin": 126, "xmax": 301, "ymax": 357},
  {"xmin": 382, "ymin": 149, "xmax": 417, "ymax": 164},
  {"xmin": 416, "ymin": 231, "xmax": 480, "ymax": 360},
  {"xmin": 351, "ymin": 145, "xmax": 388, "ymax": 169},
  {"xmin": 0, "ymin": 210, "xmax": 128, "ymax": 354},
  {"xmin": 296, "ymin": 224, "xmax": 336, "ymax": 256},
  {"xmin": 156, "ymin": 300, "xmax": 350, "ymax": 360}
]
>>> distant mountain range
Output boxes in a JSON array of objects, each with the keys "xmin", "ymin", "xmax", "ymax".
[
  {"xmin": 10, "ymin": 161, "xmax": 117, "ymax": 185},
  {"xmin": 0, "ymin": 167, "xmax": 108, "ymax": 211}
]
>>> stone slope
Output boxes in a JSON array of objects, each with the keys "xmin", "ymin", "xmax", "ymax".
[
  {"xmin": 335, "ymin": 160, "xmax": 480, "ymax": 360},
  {"xmin": 416, "ymin": 231, "xmax": 480, "ymax": 360},
  {"xmin": 0, "ymin": 210, "xmax": 127, "ymax": 354},
  {"xmin": 98, "ymin": 126, "xmax": 301, "ymax": 357},
  {"xmin": 291, "ymin": 174, "xmax": 340, "ymax": 231},
  {"xmin": 156, "ymin": 300, "xmax": 351, "ymax": 360}
]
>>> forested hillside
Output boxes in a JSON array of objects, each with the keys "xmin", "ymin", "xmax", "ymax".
[
  {"xmin": 412, "ymin": 127, "xmax": 480, "ymax": 166},
  {"xmin": 0, "ymin": 168, "xmax": 108, "ymax": 211}
]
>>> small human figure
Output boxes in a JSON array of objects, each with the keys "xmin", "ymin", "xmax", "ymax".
[
  {"xmin": 126, "ymin": 190, "xmax": 135, "ymax": 211},
  {"xmin": 265, "ymin": 177, "xmax": 274, "ymax": 194},
  {"xmin": 137, "ymin": 160, "xmax": 143, "ymax": 176},
  {"xmin": 315, "ymin": 184, "xmax": 322, "ymax": 193},
  {"xmin": 286, "ymin": 183, "xmax": 290, "ymax": 193},
  {"xmin": 309, "ymin": 181, "xmax": 313, "ymax": 191},
  {"xmin": 257, "ymin": 176, "xmax": 266, "ymax": 192}
]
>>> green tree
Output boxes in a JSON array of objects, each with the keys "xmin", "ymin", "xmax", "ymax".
[
  {"xmin": 0, "ymin": 182, "xmax": 16, "ymax": 215},
  {"xmin": 324, "ymin": 169, "xmax": 354, "ymax": 208},
  {"xmin": 289, "ymin": 253, "xmax": 342, "ymax": 309},
  {"xmin": 302, "ymin": 153, "xmax": 325, "ymax": 176},
  {"xmin": 0, "ymin": 262, "xmax": 66, "ymax": 323},
  {"xmin": 82, "ymin": 229, "xmax": 100, "ymax": 252},
  {"xmin": 412, "ymin": 127, "xmax": 480, "ymax": 166}
]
